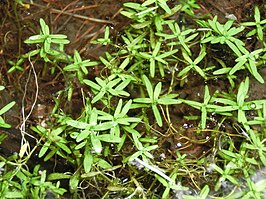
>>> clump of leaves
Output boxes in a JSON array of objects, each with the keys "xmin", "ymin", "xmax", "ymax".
[{"xmin": 24, "ymin": 18, "xmax": 70, "ymax": 62}]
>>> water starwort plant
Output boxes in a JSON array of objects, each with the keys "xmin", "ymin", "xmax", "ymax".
[{"xmin": 2, "ymin": 0, "xmax": 266, "ymax": 198}]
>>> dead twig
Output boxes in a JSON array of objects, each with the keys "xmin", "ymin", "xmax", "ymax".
[
  {"xmin": 65, "ymin": 4, "xmax": 98, "ymax": 13},
  {"xmin": 25, "ymin": 1, "xmax": 114, "ymax": 24}
]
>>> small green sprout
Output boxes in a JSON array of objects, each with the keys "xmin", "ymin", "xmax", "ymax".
[
  {"xmin": 230, "ymin": 48, "xmax": 264, "ymax": 83},
  {"xmin": 201, "ymin": 16, "xmax": 245, "ymax": 57},
  {"xmin": 63, "ymin": 50, "xmax": 98, "ymax": 83},
  {"xmin": 31, "ymin": 125, "xmax": 72, "ymax": 161},
  {"xmin": 243, "ymin": 129, "xmax": 266, "ymax": 166},
  {"xmin": 178, "ymin": 46, "xmax": 207, "ymax": 79},
  {"xmin": 241, "ymin": 6, "xmax": 266, "ymax": 41},
  {"xmin": 84, "ymin": 76, "xmax": 131, "ymax": 104},
  {"xmin": 133, "ymin": 75, "xmax": 180, "ymax": 127},
  {"xmin": 179, "ymin": 85, "xmax": 211, "ymax": 129},
  {"xmin": 7, "ymin": 58, "xmax": 24, "ymax": 73},
  {"xmin": 180, "ymin": 0, "xmax": 200, "ymax": 16},
  {"xmin": 97, "ymin": 99, "xmax": 141, "ymax": 137},
  {"xmin": 25, "ymin": 18, "xmax": 70, "ymax": 62},
  {"xmin": 211, "ymin": 77, "xmax": 264, "ymax": 125},
  {"xmin": 139, "ymin": 40, "xmax": 178, "ymax": 77},
  {"xmin": 91, "ymin": 26, "xmax": 111, "ymax": 45},
  {"xmin": 156, "ymin": 21, "xmax": 198, "ymax": 55},
  {"xmin": 211, "ymin": 162, "xmax": 239, "ymax": 191},
  {"xmin": 127, "ymin": 132, "xmax": 158, "ymax": 163},
  {"xmin": 119, "ymin": 31, "xmax": 148, "ymax": 58}
]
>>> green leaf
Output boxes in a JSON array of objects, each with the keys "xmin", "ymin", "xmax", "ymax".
[
  {"xmin": 230, "ymin": 59, "xmax": 246, "ymax": 75},
  {"xmin": 75, "ymin": 140, "xmax": 87, "ymax": 150},
  {"xmin": 158, "ymin": 0, "xmax": 171, "ymax": 14},
  {"xmin": 91, "ymin": 134, "xmax": 102, "ymax": 154},
  {"xmin": 24, "ymin": 35, "xmax": 45, "ymax": 44},
  {"xmin": 0, "ymin": 101, "xmax": 15, "ymax": 115},
  {"xmin": 39, "ymin": 141, "xmax": 51, "ymax": 158},
  {"xmin": 95, "ymin": 122, "xmax": 114, "ymax": 131},
  {"xmin": 5, "ymin": 192, "xmax": 23, "ymax": 198},
  {"xmin": 142, "ymin": 0, "xmax": 156, "ymax": 7},
  {"xmin": 120, "ymin": 99, "xmax": 132, "ymax": 117},
  {"xmin": 76, "ymin": 130, "xmax": 91, "ymax": 142},
  {"xmin": 70, "ymin": 172, "xmax": 80, "ymax": 192},
  {"xmin": 95, "ymin": 158, "xmax": 112, "ymax": 169},
  {"xmin": 91, "ymin": 91, "xmax": 105, "ymax": 104},
  {"xmin": 44, "ymin": 148, "xmax": 56, "ymax": 161},
  {"xmin": 84, "ymin": 79, "xmax": 101, "ymax": 91},
  {"xmin": 142, "ymin": 75, "xmax": 153, "ymax": 99},
  {"xmin": 153, "ymin": 82, "xmax": 162, "ymax": 100},
  {"xmin": 237, "ymin": 77, "xmax": 249, "ymax": 106},
  {"xmin": 152, "ymin": 104, "xmax": 162, "ymax": 127},
  {"xmin": 47, "ymin": 173, "xmax": 71, "ymax": 181},
  {"xmin": 200, "ymin": 185, "xmax": 210, "ymax": 198},
  {"xmin": 66, "ymin": 120, "xmax": 90, "ymax": 129},
  {"xmin": 115, "ymin": 78, "xmax": 131, "ymax": 91},
  {"xmin": 56, "ymin": 142, "xmax": 71, "ymax": 154},
  {"xmin": 84, "ymin": 150, "xmax": 93, "ymax": 173},
  {"xmin": 119, "ymin": 57, "xmax": 130, "ymax": 70},
  {"xmin": 158, "ymin": 98, "xmax": 180, "ymax": 105},
  {"xmin": 213, "ymin": 67, "xmax": 231, "ymax": 75},
  {"xmin": 133, "ymin": 98, "xmax": 153, "ymax": 104},
  {"xmin": 98, "ymin": 134, "xmax": 122, "ymax": 143},
  {"xmin": 128, "ymin": 151, "xmax": 142, "ymax": 162},
  {"xmin": 95, "ymin": 77, "xmax": 106, "ymax": 88}
]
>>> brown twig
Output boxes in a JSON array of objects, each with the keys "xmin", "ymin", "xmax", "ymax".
[
  {"xmin": 25, "ymin": 1, "xmax": 114, "ymax": 24},
  {"xmin": 65, "ymin": 4, "xmax": 98, "ymax": 13},
  {"xmin": 52, "ymin": 0, "xmax": 79, "ymax": 23}
]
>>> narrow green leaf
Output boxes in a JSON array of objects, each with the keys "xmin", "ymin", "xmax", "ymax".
[
  {"xmin": 153, "ymin": 82, "xmax": 162, "ymax": 100},
  {"xmin": 91, "ymin": 134, "xmax": 102, "ymax": 154},
  {"xmin": 142, "ymin": 75, "xmax": 153, "ymax": 99},
  {"xmin": 84, "ymin": 151, "xmax": 93, "ymax": 173},
  {"xmin": 158, "ymin": 0, "xmax": 171, "ymax": 14},
  {"xmin": 95, "ymin": 158, "xmax": 112, "ymax": 169},
  {"xmin": 98, "ymin": 134, "xmax": 122, "ymax": 143},
  {"xmin": 76, "ymin": 130, "xmax": 91, "ymax": 142},
  {"xmin": 0, "ymin": 101, "xmax": 15, "ymax": 115},
  {"xmin": 120, "ymin": 99, "xmax": 132, "ymax": 117},
  {"xmin": 70, "ymin": 172, "xmax": 80, "ymax": 192},
  {"xmin": 152, "ymin": 104, "xmax": 162, "ymax": 127},
  {"xmin": 47, "ymin": 173, "xmax": 71, "ymax": 181},
  {"xmin": 91, "ymin": 91, "xmax": 105, "ymax": 104},
  {"xmin": 5, "ymin": 192, "xmax": 23, "ymax": 198},
  {"xmin": 39, "ymin": 141, "xmax": 51, "ymax": 158},
  {"xmin": 133, "ymin": 98, "xmax": 153, "ymax": 104},
  {"xmin": 66, "ymin": 120, "xmax": 90, "ymax": 129},
  {"xmin": 56, "ymin": 142, "xmax": 71, "ymax": 154},
  {"xmin": 84, "ymin": 79, "xmax": 101, "ymax": 90}
]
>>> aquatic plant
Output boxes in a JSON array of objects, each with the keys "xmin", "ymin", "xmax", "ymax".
[{"xmin": 1, "ymin": 0, "xmax": 266, "ymax": 198}]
